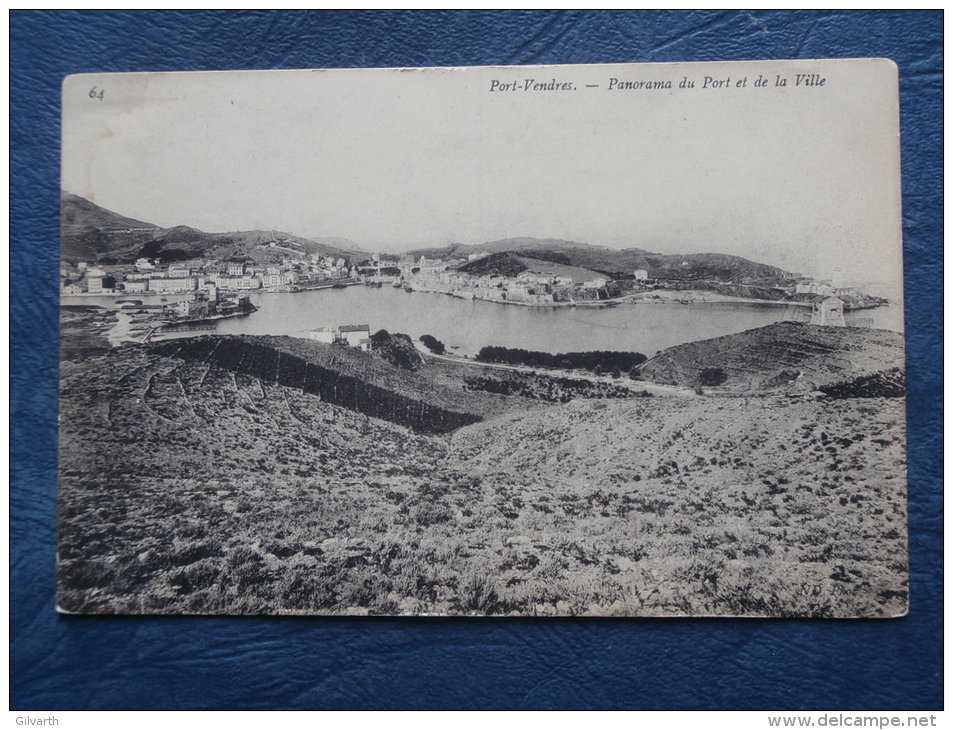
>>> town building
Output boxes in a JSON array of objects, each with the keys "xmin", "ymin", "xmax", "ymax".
[
  {"xmin": 86, "ymin": 275, "xmax": 116, "ymax": 293},
  {"xmin": 123, "ymin": 280, "xmax": 149, "ymax": 293},
  {"xmin": 149, "ymin": 277, "xmax": 198, "ymax": 293},
  {"xmin": 176, "ymin": 298, "xmax": 210, "ymax": 318},
  {"xmin": 634, "ymin": 269, "xmax": 649, "ymax": 281},
  {"xmin": 796, "ymin": 280, "xmax": 835, "ymax": 296}
]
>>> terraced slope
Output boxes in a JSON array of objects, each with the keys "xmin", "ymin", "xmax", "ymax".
[
  {"xmin": 639, "ymin": 322, "xmax": 904, "ymax": 391},
  {"xmin": 151, "ymin": 336, "xmax": 485, "ymax": 434}
]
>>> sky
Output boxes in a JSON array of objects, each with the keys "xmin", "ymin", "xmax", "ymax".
[{"xmin": 62, "ymin": 60, "xmax": 903, "ymax": 292}]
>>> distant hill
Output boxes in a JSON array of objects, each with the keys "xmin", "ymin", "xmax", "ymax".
[
  {"xmin": 61, "ymin": 193, "xmax": 161, "ymax": 261},
  {"xmin": 60, "ymin": 192, "xmax": 361, "ymax": 264},
  {"xmin": 409, "ymin": 236, "xmax": 794, "ymax": 285},
  {"xmin": 457, "ymin": 251, "xmax": 606, "ymax": 282},
  {"xmin": 457, "ymin": 252, "xmax": 528, "ymax": 278}
]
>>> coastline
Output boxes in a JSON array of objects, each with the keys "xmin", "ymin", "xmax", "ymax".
[{"xmin": 411, "ymin": 285, "xmax": 815, "ymax": 310}]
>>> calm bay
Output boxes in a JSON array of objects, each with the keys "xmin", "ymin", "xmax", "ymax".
[{"xmin": 206, "ymin": 286, "xmax": 902, "ymax": 357}]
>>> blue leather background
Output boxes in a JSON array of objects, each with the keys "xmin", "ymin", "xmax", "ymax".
[{"xmin": 10, "ymin": 11, "xmax": 942, "ymax": 710}]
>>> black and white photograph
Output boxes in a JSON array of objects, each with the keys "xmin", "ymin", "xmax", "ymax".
[{"xmin": 56, "ymin": 59, "xmax": 907, "ymax": 618}]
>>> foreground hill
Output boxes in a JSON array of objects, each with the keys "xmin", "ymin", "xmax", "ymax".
[
  {"xmin": 60, "ymin": 192, "xmax": 360, "ymax": 264},
  {"xmin": 58, "ymin": 328, "xmax": 907, "ymax": 618},
  {"xmin": 58, "ymin": 340, "xmax": 907, "ymax": 616},
  {"xmin": 148, "ymin": 335, "xmax": 493, "ymax": 433},
  {"xmin": 638, "ymin": 322, "xmax": 905, "ymax": 392}
]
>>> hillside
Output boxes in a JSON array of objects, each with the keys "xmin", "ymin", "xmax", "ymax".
[
  {"xmin": 457, "ymin": 252, "xmax": 527, "ymax": 277},
  {"xmin": 61, "ymin": 193, "xmax": 161, "ymax": 261},
  {"xmin": 638, "ymin": 322, "xmax": 905, "ymax": 392},
  {"xmin": 58, "ymin": 338, "xmax": 908, "ymax": 616},
  {"xmin": 457, "ymin": 251, "xmax": 605, "ymax": 282},
  {"xmin": 410, "ymin": 236, "xmax": 795, "ymax": 284},
  {"xmin": 60, "ymin": 192, "xmax": 359, "ymax": 264},
  {"xmin": 149, "ymin": 335, "xmax": 493, "ymax": 433}
]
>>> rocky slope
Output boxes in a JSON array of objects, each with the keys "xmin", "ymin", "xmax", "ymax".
[
  {"xmin": 150, "ymin": 336, "xmax": 484, "ymax": 434},
  {"xmin": 638, "ymin": 322, "xmax": 904, "ymax": 392},
  {"xmin": 57, "ymin": 327, "xmax": 908, "ymax": 618}
]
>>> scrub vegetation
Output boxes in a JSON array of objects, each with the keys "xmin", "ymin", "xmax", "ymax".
[{"xmin": 58, "ymin": 328, "xmax": 907, "ymax": 618}]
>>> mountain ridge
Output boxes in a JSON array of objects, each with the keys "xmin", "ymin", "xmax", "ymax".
[
  {"xmin": 408, "ymin": 236, "xmax": 796, "ymax": 285},
  {"xmin": 60, "ymin": 192, "xmax": 363, "ymax": 264},
  {"xmin": 63, "ymin": 193, "xmax": 799, "ymax": 287}
]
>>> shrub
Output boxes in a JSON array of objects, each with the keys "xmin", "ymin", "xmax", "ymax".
[
  {"xmin": 475, "ymin": 346, "xmax": 646, "ymax": 373},
  {"xmin": 419, "ymin": 334, "xmax": 446, "ymax": 355},
  {"xmin": 699, "ymin": 367, "xmax": 727, "ymax": 386}
]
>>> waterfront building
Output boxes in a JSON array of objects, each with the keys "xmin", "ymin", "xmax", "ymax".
[
  {"xmin": 339, "ymin": 324, "xmax": 371, "ymax": 347},
  {"xmin": 796, "ymin": 280, "xmax": 835, "ymax": 296},
  {"xmin": 123, "ymin": 280, "xmax": 149, "ymax": 293},
  {"xmin": 810, "ymin": 296, "xmax": 846, "ymax": 327},
  {"xmin": 176, "ymin": 298, "xmax": 210, "ymax": 318},
  {"xmin": 150, "ymin": 277, "xmax": 198, "ymax": 293}
]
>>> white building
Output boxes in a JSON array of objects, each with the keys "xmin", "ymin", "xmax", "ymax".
[
  {"xmin": 583, "ymin": 278, "xmax": 608, "ymax": 289},
  {"xmin": 307, "ymin": 328, "xmax": 336, "ymax": 344},
  {"xmin": 149, "ymin": 277, "xmax": 197, "ymax": 292},
  {"xmin": 123, "ymin": 280, "xmax": 149, "ymax": 293},
  {"xmin": 810, "ymin": 296, "xmax": 846, "ymax": 327},
  {"xmin": 339, "ymin": 324, "xmax": 371, "ymax": 347},
  {"xmin": 634, "ymin": 269, "xmax": 649, "ymax": 281},
  {"xmin": 796, "ymin": 280, "xmax": 835, "ymax": 296}
]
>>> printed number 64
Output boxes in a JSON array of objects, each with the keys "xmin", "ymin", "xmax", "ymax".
[{"xmin": 89, "ymin": 87, "xmax": 104, "ymax": 101}]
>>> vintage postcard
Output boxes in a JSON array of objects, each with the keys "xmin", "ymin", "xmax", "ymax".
[{"xmin": 57, "ymin": 59, "xmax": 907, "ymax": 617}]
